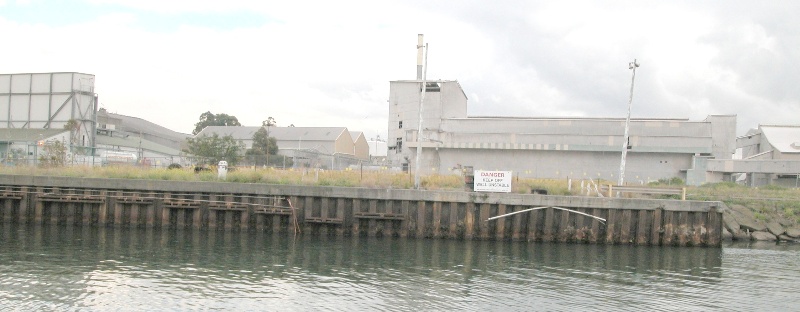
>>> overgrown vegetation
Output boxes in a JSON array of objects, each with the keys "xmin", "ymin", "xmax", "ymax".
[
  {"xmin": 690, "ymin": 182, "xmax": 800, "ymax": 225},
  {"xmin": 1, "ymin": 166, "xmax": 797, "ymax": 224},
  {"xmin": 37, "ymin": 140, "xmax": 68, "ymax": 168}
]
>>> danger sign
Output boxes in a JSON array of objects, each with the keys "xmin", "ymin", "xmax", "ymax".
[{"xmin": 474, "ymin": 170, "xmax": 512, "ymax": 193}]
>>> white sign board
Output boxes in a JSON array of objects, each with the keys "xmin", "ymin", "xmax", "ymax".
[{"xmin": 474, "ymin": 170, "xmax": 512, "ymax": 193}]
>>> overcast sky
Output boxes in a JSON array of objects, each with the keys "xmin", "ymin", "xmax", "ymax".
[{"xmin": 2, "ymin": 0, "xmax": 798, "ymax": 138}]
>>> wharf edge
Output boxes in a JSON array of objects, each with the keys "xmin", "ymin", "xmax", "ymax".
[{"xmin": 0, "ymin": 175, "xmax": 725, "ymax": 247}]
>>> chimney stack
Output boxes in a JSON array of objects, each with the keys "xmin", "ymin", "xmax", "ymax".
[{"xmin": 417, "ymin": 34, "xmax": 424, "ymax": 80}]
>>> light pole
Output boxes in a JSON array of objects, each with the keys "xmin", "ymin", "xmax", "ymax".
[
  {"xmin": 618, "ymin": 59, "xmax": 639, "ymax": 186},
  {"xmin": 414, "ymin": 42, "xmax": 429, "ymax": 189}
]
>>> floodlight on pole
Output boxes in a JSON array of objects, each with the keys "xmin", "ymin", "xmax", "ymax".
[
  {"xmin": 618, "ymin": 59, "xmax": 639, "ymax": 187},
  {"xmin": 414, "ymin": 42, "xmax": 429, "ymax": 189}
]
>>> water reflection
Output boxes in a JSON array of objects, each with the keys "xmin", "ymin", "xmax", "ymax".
[{"xmin": 0, "ymin": 224, "xmax": 798, "ymax": 311}]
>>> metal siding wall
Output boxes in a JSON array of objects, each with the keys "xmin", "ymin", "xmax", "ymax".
[
  {"xmin": 30, "ymin": 74, "xmax": 51, "ymax": 93},
  {"xmin": 0, "ymin": 75, "xmax": 10, "ymax": 93},
  {"xmin": 10, "ymin": 74, "xmax": 31, "ymax": 93},
  {"xmin": 51, "ymin": 73, "xmax": 73, "ymax": 93},
  {"xmin": 0, "ymin": 95, "xmax": 8, "ymax": 120},
  {"xmin": 435, "ymin": 149, "xmax": 690, "ymax": 181},
  {"xmin": 30, "ymin": 95, "xmax": 50, "ymax": 122},
  {"xmin": 9, "ymin": 95, "xmax": 29, "ymax": 124}
]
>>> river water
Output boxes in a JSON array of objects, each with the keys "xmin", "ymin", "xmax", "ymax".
[{"xmin": 1, "ymin": 224, "xmax": 798, "ymax": 311}]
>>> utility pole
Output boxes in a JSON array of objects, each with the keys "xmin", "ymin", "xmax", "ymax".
[
  {"xmin": 414, "ymin": 41, "xmax": 429, "ymax": 189},
  {"xmin": 618, "ymin": 59, "xmax": 639, "ymax": 187}
]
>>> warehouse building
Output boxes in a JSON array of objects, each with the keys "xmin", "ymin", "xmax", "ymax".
[
  {"xmin": 196, "ymin": 126, "xmax": 370, "ymax": 169},
  {"xmin": 388, "ymin": 79, "xmax": 737, "ymax": 185},
  {"xmin": 702, "ymin": 125, "xmax": 800, "ymax": 187},
  {"xmin": 1, "ymin": 72, "xmax": 98, "ymax": 165}
]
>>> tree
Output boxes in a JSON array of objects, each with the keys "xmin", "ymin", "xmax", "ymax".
[
  {"xmin": 184, "ymin": 133, "xmax": 242, "ymax": 166},
  {"xmin": 38, "ymin": 140, "xmax": 67, "ymax": 167},
  {"xmin": 246, "ymin": 127, "xmax": 280, "ymax": 166},
  {"xmin": 192, "ymin": 111, "xmax": 242, "ymax": 135},
  {"xmin": 262, "ymin": 117, "xmax": 277, "ymax": 166},
  {"xmin": 250, "ymin": 127, "xmax": 279, "ymax": 155},
  {"xmin": 262, "ymin": 117, "xmax": 276, "ymax": 128},
  {"xmin": 64, "ymin": 119, "xmax": 80, "ymax": 144}
]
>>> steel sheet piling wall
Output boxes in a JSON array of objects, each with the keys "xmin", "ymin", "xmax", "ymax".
[{"xmin": 0, "ymin": 175, "xmax": 725, "ymax": 247}]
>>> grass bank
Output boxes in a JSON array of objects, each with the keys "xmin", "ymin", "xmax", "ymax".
[{"xmin": 2, "ymin": 166, "xmax": 798, "ymax": 224}]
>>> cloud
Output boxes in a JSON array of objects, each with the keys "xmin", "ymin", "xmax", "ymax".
[{"xmin": 2, "ymin": 0, "xmax": 799, "ymax": 138}]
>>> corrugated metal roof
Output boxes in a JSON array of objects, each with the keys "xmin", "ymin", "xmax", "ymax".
[
  {"xmin": 196, "ymin": 126, "xmax": 350, "ymax": 142},
  {"xmin": 95, "ymin": 135, "xmax": 181, "ymax": 155},
  {"xmin": 760, "ymin": 125, "xmax": 800, "ymax": 154},
  {"xmin": 0, "ymin": 128, "xmax": 69, "ymax": 141},
  {"xmin": 349, "ymin": 131, "xmax": 364, "ymax": 141},
  {"xmin": 196, "ymin": 126, "xmax": 261, "ymax": 139},
  {"xmin": 271, "ymin": 127, "xmax": 347, "ymax": 141}
]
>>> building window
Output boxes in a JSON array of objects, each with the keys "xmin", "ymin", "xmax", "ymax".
[
  {"xmin": 420, "ymin": 82, "xmax": 441, "ymax": 92},
  {"xmin": 396, "ymin": 138, "xmax": 402, "ymax": 153},
  {"xmin": 399, "ymin": 121, "xmax": 403, "ymax": 129}
]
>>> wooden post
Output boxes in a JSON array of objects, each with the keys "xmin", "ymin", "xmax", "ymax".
[
  {"xmin": 542, "ymin": 207, "xmax": 554, "ymax": 242},
  {"xmin": 589, "ymin": 208, "xmax": 601, "ymax": 243},
  {"xmin": 113, "ymin": 191, "xmax": 123, "ymax": 227},
  {"xmin": 432, "ymin": 201, "xmax": 442, "ymax": 239},
  {"xmin": 66, "ymin": 202, "xmax": 76, "ymax": 226},
  {"xmin": 83, "ymin": 189, "xmax": 93, "ymax": 225},
  {"xmin": 146, "ymin": 192, "xmax": 156, "ymax": 227},
  {"xmin": 98, "ymin": 190, "xmax": 108, "ymax": 227},
  {"xmin": 479, "ymin": 203, "xmax": 490, "ymax": 240},
  {"xmin": 620, "ymin": 209, "xmax": 632, "ymax": 244},
  {"xmin": 527, "ymin": 208, "xmax": 539, "ymax": 242},
  {"xmin": 416, "ymin": 200, "xmax": 426, "ymax": 238},
  {"xmin": 386, "ymin": 200, "xmax": 396, "ymax": 237},
  {"xmin": 336, "ymin": 198, "xmax": 346, "ymax": 236},
  {"xmin": 130, "ymin": 193, "xmax": 140, "ymax": 228},
  {"xmin": 496, "ymin": 204, "xmax": 507, "ymax": 240},
  {"xmin": 208, "ymin": 194, "xmax": 218, "ymax": 230},
  {"xmin": 3, "ymin": 192, "xmax": 13, "ymax": 223},
  {"xmin": 271, "ymin": 196, "xmax": 282, "ymax": 234},
  {"xmin": 464, "ymin": 202, "xmax": 475, "ymax": 240},
  {"xmin": 662, "ymin": 210, "xmax": 674, "ymax": 246},
  {"xmin": 160, "ymin": 193, "xmax": 171, "ymax": 228},
  {"xmin": 320, "ymin": 197, "xmax": 330, "ymax": 236},
  {"xmin": 18, "ymin": 187, "xmax": 29, "ymax": 225},
  {"xmin": 650, "ymin": 208, "xmax": 663, "ymax": 246},
  {"xmin": 558, "ymin": 208, "xmax": 570, "ymax": 243},
  {"xmin": 399, "ymin": 200, "xmax": 410, "ymax": 238},
  {"xmin": 194, "ymin": 193, "xmax": 203, "ymax": 229},
  {"xmin": 351, "ymin": 198, "xmax": 361, "ymax": 235},
  {"xmin": 34, "ymin": 188, "xmax": 44, "ymax": 225},
  {"xmin": 706, "ymin": 206, "xmax": 721, "ymax": 247},
  {"xmin": 681, "ymin": 188, "xmax": 686, "ymax": 200},
  {"xmin": 224, "ymin": 194, "xmax": 234, "ymax": 231},
  {"xmin": 368, "ymin": 199, "xmax": 378, "ymax": 237},
  {"xmin": 240, "ymin": 195, "xmax": 251, "ymax": 231},
  {"xmin": 605, "ymin": 209, "xmax": 616, "ymax": 244},
  {"xmin": 635, "ymin": 210, "xmax": 649, "ymax": 245}
]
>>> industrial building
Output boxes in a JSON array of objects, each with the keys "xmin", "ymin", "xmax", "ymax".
[
  {"xmin": 702, "ymin": 125, "xmax": 800, "ymax": 187},
  {"xmin": 95, "ymin": 108, "xmax": 190, "ymax": 167},
  {"xmin": 1, "ymin": 72, "xmax": 190, "ymax": 167},
  {"xmin": 1, "ymin": 72, "xmax": 97, "ymax": 165},
  {"xmin": 389, "ymin": 37, "xmax": 738, "ymax": 185},
  {"xmin": 196, "ymin": 126, "xmax": 370, "ymax": 169}
]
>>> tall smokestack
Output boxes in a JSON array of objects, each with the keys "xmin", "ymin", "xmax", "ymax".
[{"xmin": 417, "ymin": 34, "xmax": 424, "ymax": 80}]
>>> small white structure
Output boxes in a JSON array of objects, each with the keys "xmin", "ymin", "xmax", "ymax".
[{"xmin": 218, "ymin": 160, "xmax": 228, "ymax": 180}]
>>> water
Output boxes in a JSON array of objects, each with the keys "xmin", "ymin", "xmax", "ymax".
[{"xmin": 1, "ymin": 224, "xmax": 799, "ymax": 311}]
